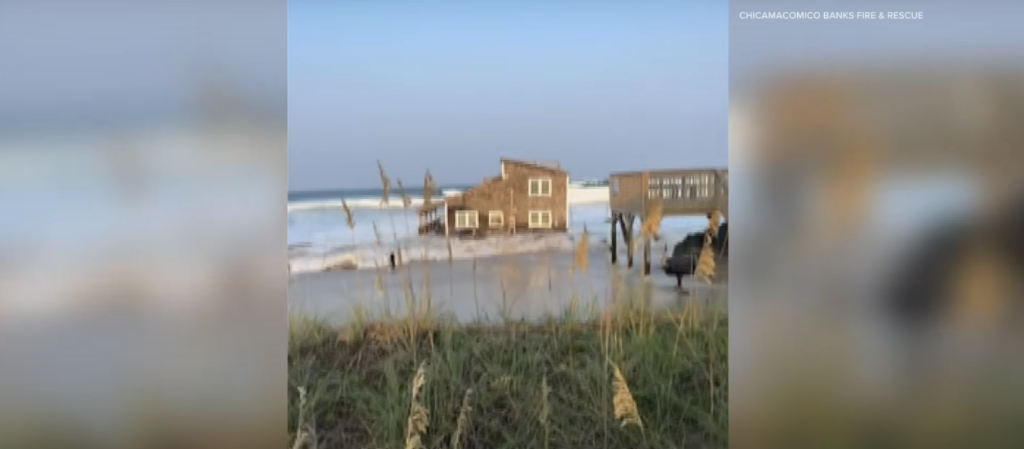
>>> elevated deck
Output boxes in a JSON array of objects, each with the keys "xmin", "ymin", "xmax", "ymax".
[
  {"xmin": 607, "ymin": 168, "xmax": 728, "ymax": 275},
  {"xmin": 609, "ymin": 168, "xmax": 728, "ymax": 217}
]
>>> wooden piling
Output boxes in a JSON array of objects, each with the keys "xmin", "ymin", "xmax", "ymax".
[
  {"xmin": 610, "ymin": 212, "xmax": 618, "ymax": 264},
  {"xmin": 621, "ymin": 213, "xmax": 635, "ymax": 268},
  {"xmin": 643, "ymin": 239, "xmax": 651, "ymax": 276}
]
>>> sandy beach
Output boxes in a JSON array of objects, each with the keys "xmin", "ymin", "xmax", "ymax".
[{"xmin": 288, "ymin": 246, "xmax": 726, "ymax": 325}]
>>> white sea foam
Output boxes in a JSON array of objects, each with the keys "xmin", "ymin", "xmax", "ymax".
[
  {"xmin": 287, "ymin": 185, "xmax": 708, "ymax": 274},
  {"xmin": 567, "ymin": 186, "xmax": 609, "ymax": 204},
  {"xmin": 289, "ymin": 233, "xmax": 576, "ymax": 274},
  {"xmin": 287, "ymin": 189, "xmax": 464, "ymax": 212},
  {"xmin": 287, "ymin": 197, "xmax": 429, "ymax": 212}
]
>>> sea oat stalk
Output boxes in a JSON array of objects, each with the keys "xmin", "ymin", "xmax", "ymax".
[
  {"xmin": 342, "ymin": 199, "xmax": 355, "ymax": 230},
  {"xmin": 397, "ymin": 179, "xmax": 413, "ymax": 209},
  {"xmin": 695, "ymin": 211, "xmax": 719, "ymax": 283},
  {"xmin": 404, "ymin": 361, "xmax": 429, "ymax": 449},
  {"xmin": 574, "ymin": 226, "xmax": 590, "ymax": 273},
  {"xmin": 292, "ymin": 386, "xmax": 317, "ymax": 449},
  {"xmin": 608, "ymin": 359, "xmax": 643, "ymax": 430},
  {"xmin": 450, "ymin": 388, "xmax": 474, "ymax": 449},
  {"xmin": 377, "ymin": 160, "xmax": 392, "ymax": 207},
  {"xmin": 539, "ymin": 375, "xmax": 551, "ymax": 449},
  {"xmin": 640, "ymin": 200, "xmax": 663, "ymax": 241}
]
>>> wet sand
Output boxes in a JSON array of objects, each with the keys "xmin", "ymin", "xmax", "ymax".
[{"xmin": 288, "ymin": 249, "xmax": 727, "ymax": 325}]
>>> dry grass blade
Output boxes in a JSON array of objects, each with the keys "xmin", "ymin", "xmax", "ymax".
[
  {"xmin": 695, "ymin": 212, "xmax": 718, "ymax": 283},
  {"xmin": 291, "ymin": 429, "xmax": 308, "ymax": 449},
  {"xmin": 374, "ymin": 263, "xmax": 385, "ymax": 298},
  {"xmin": 422, "ymin": 170, "xmax": 436, "ymax": 211},
  {"xmin": 373, "ymin": 222, "xmax": 383, "ymax": 247},
  {"xmin": 377, "ymin": 160, "xmax": 392, "ymax": 207},
  {"xmin": 292, "ymin": 386, "xmax": 317, "ymax": 449},
  {"xmin": 397, "ymin": 179, "xmax": 413, "ymax": 209},
  {"xmin": 574, "ymin": 226, "xmax": 590, "ymax": 273},
  {"xmin": 707, "ymin": 210, "xmax": 721, "ymax": 237},
  {"xmin": 450, "ymin": 388, "xmax": 474, "ymax": 449},
  {"xmin": 609, "ymin": 360, "xmax": 643, "ymax": 429},
  {"xmin": 539, "ymin": 375, "xmax": 551, "ymax": 449},
  {"xmin": 341, "ymin": 199, "xmax": 355, "ymax": 230},
  {"xmin": 538, "ymin": 375, "xmax": 551, "ymax": 426},
  {"xmin": 695, "ymin": 242, "xmax": 716, "ymax": 284},
  {"xmin": 404, "ymin": 361, "xmax": 429, "ymax": 449},
  {"xmin": 641, "ymin": 200, "xmax": 663, "ymax": 241}
]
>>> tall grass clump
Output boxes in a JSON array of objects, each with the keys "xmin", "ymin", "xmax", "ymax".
[
  {"xmin": 288, "ymin": 303, "xmax": 728, "ymax": 448},
  {"xmin": 374, "ymin": 161, "xmax": 426, "ymax": 352}
]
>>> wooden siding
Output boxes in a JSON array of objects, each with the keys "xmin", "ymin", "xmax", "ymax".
[
  {"xmin": 503, "ymin": 161, "xmax": 568, "ymax": 231},
  {"xmin": 427, "ymin": 159, "xmax": 569, "ymax": 235},
  {"xmin": 608, "ymin": 173, "xmax": 645, "ymax": 213},
  {"xmin": 610, "ymin": 168, "xmax": 728, "ymax": 216}
]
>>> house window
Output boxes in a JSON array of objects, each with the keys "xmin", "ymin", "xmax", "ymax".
[
  {"xmin": 454, "ymin": 210, "xmax": 479, "ymax": 229},
  {"xmin": 528, "ymin": 210, "xmax": 552, "ymax": 228},
  {"xmin": 528, "ymin": 177, "xmax": 552, "ymax": 197},
  {"xmin": 488, "ymin": 210, "xmax": 504, "ymax": 227}
]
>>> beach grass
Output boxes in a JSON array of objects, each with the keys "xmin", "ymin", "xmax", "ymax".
[
  {"xmin": 288, "ymin": 295, "xmax": 727, "ymax": 449},
  {"xmin": 288, "ymin": 163, "xmax": 728, "ymax": 448}
]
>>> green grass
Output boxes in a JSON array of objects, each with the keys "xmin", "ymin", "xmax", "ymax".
[{"xmin": 287, "ymin": 301, "xmax": 728, "ymax": 449}]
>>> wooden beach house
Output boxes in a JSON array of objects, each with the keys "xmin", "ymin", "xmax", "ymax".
[
  {"xmin": 607, "ymin": 168, "xmax": 729, "ymax": 275},
  {"xmin": 418, "ymin": 158, "xmax": 570, "ymax": 237}
]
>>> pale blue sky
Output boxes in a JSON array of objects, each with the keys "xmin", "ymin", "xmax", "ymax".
[{"xmin": 288, "ymin": 2, "xmax": 728, "ymax": 191}]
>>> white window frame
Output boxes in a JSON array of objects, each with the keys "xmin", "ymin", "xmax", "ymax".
[
  {"xmin": 528, "ymin": 177, "xmax": 552, "ymax": 197},
  {"xmin": 454, "ymin": 210, "xmax": 479, "ymax": 229},
  {"xmin": 528, "ymin": 210, "xmax": 552, "ymax": 228},
  {"xmin": 488, "ymin": 210, "xmax": 504, "ymax": 228}
]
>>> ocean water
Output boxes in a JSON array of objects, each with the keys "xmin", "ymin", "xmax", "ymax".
[{"xmin": 287, "ymin": 182, "xmax": 711, "ymax": 274}]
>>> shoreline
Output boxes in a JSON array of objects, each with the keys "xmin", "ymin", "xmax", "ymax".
[
  {"xmin": 288, "ymin": 248, "xmax": 726, "ymax": 326},
  {"xmin": 288, "ymin": 229, "xmax": 699, "ymax": 275}
]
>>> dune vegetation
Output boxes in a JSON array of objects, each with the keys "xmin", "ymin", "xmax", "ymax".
[{"xmin": 288, "ymin": 164, "xmax": 728, "ymax": 449}]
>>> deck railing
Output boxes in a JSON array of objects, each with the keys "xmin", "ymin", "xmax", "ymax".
[{"xmin": 609, "ymin": 169, "xmax": 727, "ymax": 215}]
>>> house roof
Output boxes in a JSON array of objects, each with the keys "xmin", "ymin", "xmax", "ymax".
[
  {"xmin": 499, "ymin": 158, "xmax": 567, "ymax": 173},
  {"xmin": 610, "ymin": 167, "xmax": 727, "ymax": 177}
]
